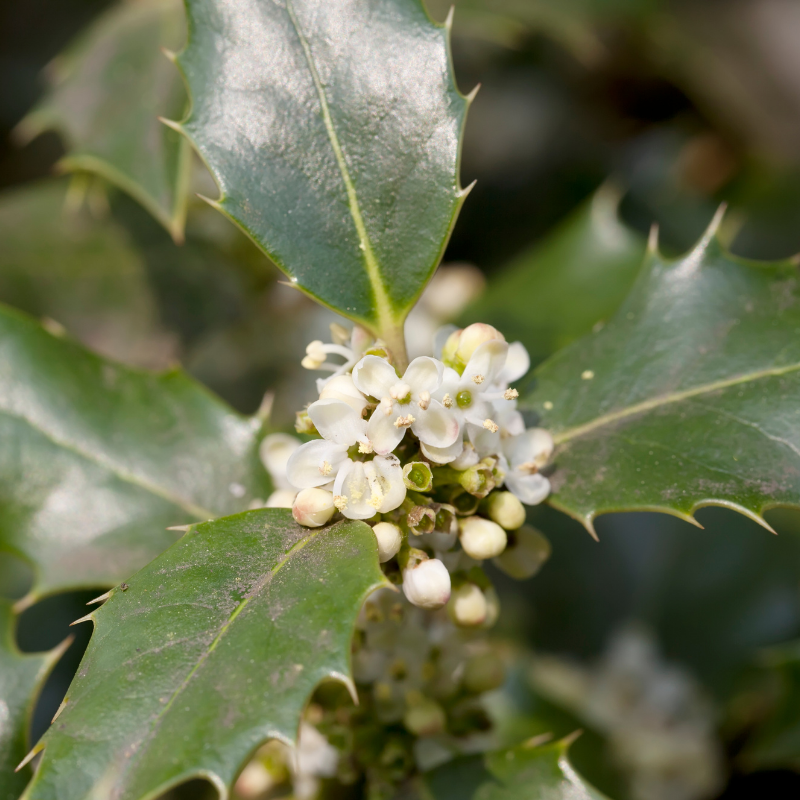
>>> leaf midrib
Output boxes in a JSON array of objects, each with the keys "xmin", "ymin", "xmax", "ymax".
[
  {"xmin": 119, "ymin": 523, "xmax": 323, "ymax": 787},
  {"xmin": 552, "ymin": 362, "xmax": 800, "ymax": 445},
  {"xmin": 284, "ymin": 0, "xmax": 396, "ymax": 329},
  {"xmin": 0, "ymin": 406, "xmax": 215, "ymax": 519}
]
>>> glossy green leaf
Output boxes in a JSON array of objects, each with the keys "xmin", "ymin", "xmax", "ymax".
[
  {"xmin": 0, "ymin": 304, "xmax": 272, "ymax": 601},
  {"xmin": 0, "ymin": 179, "xmax": 173, "ymax": 368},
  {"xmin": 523, "ymin": 212, "xmax": 800, "ymax": 535},
  {"xmin": 423, "ymin": 737, "xmax": 610, "ymax": 800},
  {"xmin": 0, "ymin": 600, "xmax": 68, "ymax": 800},
  {"xmin": 23, "ymin": 509, "xmax": 386, "ymax": 800},
  {"xmin": 172, "ymin": 0, "xmax": 471, "ymax": 361},
  {"xmin": 463, "ymin": 186, "xmax": 646, "ymax": 366},
  {"xmin": 20, "ymin": 0, "xmax": 191, "ymax": 240}
]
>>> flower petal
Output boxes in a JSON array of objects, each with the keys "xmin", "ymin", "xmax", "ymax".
[
  {"xmin": 463, "ymin": 340, "xmax": 508, "ymax": 388},
  {"xmin": 259, "ymin": 433, "xmax": 300, "ymax": 490},
  {"xmin": 372, "ymin": 454, "xmax": 407, "ymax": 512},
  {"xmin": 403, "ymin": 356, "xmax": 444, "ymax": 395},
  {"xmin": 367, "ymin": 407, "xmax": 406, "ymax": 454},
  {"xmin": 498, "ymin": 341, "xmax": 530, "ymax": 385},
  {"xmin": 412, "ymin": 401, "xmax": 460, "ymax": 448},
  {"xmin": 352, "ymin": 355, "xmax": 398, "ymax": 400},
  {"xmin": 333, "ymin": 460, "xmax": 376, "ymax": 520},
  {"xmin": 286, "ymin": 439, "xmax": 348, "ymax": 489},
  {"xmin": 308, "ymin": 398, "xmax": 367, "ymax": 446},
  {"xmin": 505, "ymin": 472, "xmax": 551, "ymax": 506},
  {"xmin": 433, "ymin": 324, "xmax": 458, "ymax": 359},
  {"xmin": 505, "ymin": 428, "xmax": 554, "ymax": 470},
  {"xmin": 421, "ymin": 435, "xmax": 465, "ymax": 465}
]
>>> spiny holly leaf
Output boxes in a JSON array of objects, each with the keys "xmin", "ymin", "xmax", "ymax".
[
  {"xmin": 523, "ymin": 211, "xmax": 800, "ymax": 536},
  {"xmin": 171, "ymin": 0, "xmax": 471, "ymax": 360},
  {"xmin": 463, "ymin": 186, "xmax": 645, "ymax": 366},
  {"xmin": 423, "ymin": 736, "xmax": 610, "ymax": 800},
  {"xmin": 23, "ymin": 510, "xmax": 386, "ymax": 800},
  {"xmin": 19, "ymin": 0, "xmax": 191, "ymax": 241},
  {"xmin": 0, "ymin": 304, "xmax": 272, "ymax": 601},
  {"xmin": 0, "ymin": 600, "xmax": 70, "ymax": 800}
]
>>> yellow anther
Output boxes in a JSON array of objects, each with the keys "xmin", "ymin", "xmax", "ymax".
[
  {"xmin": 483, "ymin": 418, "xmax": 499, "ymax": 433},
  {"xmin": 393, "ymin": 414, "xmax": 416, "ymax": 428},
  {"xmin": 418, "ymin": 390, "xmax": 431, "ymax": 410},
  {"xmin": 442, "ymin": 393, "xmax": 453, "ymax": 408},
  {"xmin": 334, "ymin": 495, "xmax": 348, "ymax": 510},
  {"xmin": 319, "ymin": 460, "xmax": 332, "ymax": 476},
  {"xmin": 472, "ymin": 374, "xmax": 485, "ymax": 385},
  {"xmin": 504, "ymin": 388, "xmax": 519, "ymax": 400},
  {"xmin": 358, "ymin": 440, "xmax": 374, "ymax": 454}
]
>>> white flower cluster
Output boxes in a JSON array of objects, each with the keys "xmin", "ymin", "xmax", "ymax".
[{"xmin": 260, "ymin": 322, "xmax": 554, "ymax": 621}]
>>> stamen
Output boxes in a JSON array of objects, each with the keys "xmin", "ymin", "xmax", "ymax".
[
  {"xmin": 517, "ymin": 461, "xmax": 539, "ymax": 475},
  {"xmin": 390, "ymin": 382, "xmax": 411, "ymax": 402},
  {"xmin": 319, "ymin": 460, "xmax": 332, "ymax": 476},
  {"xmin": 334, "ymin": 495, "xmax": 348, "ymax": 510},
  {"xmin": 483, "ymin": 418, "xmax": 499, "ymax": 433},
  {"xmin": 504, "ymin": 388, "xmax": 519, "ymax": 400},
  {"xmin": 393, "ymin": 414, "xmax": 416, "ymax": 428},
  {"xmin": 418, "ymin": 390, "xmax": 431, "ymax": 410},
  {"xmin": 380, "ymin": 397, "xmax": 394, "ymax": 416},
  {"xmin": 472, "ymin": 374, "xmax": 485, "ymax": 385},
  {"xmin": 442, "ymin": 393, "xmax": 453, "ymax": 408},
  {"xmin": 358, "ymin": 440, "xmax": 373, "ymax": 454}
]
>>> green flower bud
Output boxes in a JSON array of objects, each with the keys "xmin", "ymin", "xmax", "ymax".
[
  {"xmin": 462, "ymin": 652, "xmax": 505, "ymax": 694},
  {"xmin": 492, "ymin": 526, "xmax": 552, "ymax": 580},
  {"xmin": 403, "ymin": 692, "xmax": 446, "ymax": 736},
  {"xmin": 483, "ymin": 491, "xmax": 526, "ymax": 530},
  {"xmin": 447, "ymin": 582, "xmax": 487, "ymax": 628}
]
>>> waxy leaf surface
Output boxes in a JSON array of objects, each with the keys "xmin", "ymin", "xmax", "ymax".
[
  {"xmin": 24, "ymin": 510, "xmax": 385, "ymax": 800},
  {"xmin": 0, "ymin": 600, "xmax": 67, "ymax": 799},
  {"xmin": 423, "ymin": 738, "xmax": 609, "ymax": 800},
  {"xmin": 0, "ymin": 304, "xmax": 272, "ymax": 599},
  {"xmin": 464, "ymin": 187, "xmax": 645, "ymax": 366},
  {"xmin": 21, "ymin": 0, "xmax": 191, "ymax": 239},
  {"xmin": 524, "ymin": 218, "xmax": 800, "ymax": 535},
  {"xmin": 175, "ymin": 0, "xmax": 469, "ymax": 342}
]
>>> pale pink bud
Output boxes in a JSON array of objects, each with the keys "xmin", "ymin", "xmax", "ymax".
[
  {"xmin": 372, "ymin": 522, "xmax": 402, "ymax": 563},
  {"xmin": 292, "ymin": 488, "xmax": 334, "ymax": 528}
]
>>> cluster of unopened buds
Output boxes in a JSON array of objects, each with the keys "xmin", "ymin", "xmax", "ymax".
[{"xmin": 260, "ymin": 322, "xmax": 554, "ymax": 627}]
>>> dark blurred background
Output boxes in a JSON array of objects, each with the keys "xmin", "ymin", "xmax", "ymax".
[{"xmin": 3, "ymin": 1, "xmax": 800, "ymax": 798}]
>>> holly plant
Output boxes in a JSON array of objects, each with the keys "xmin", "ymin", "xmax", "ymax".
[{"xmin": 3, "ymin": 1, "xmax": 800, "ymax": 799}]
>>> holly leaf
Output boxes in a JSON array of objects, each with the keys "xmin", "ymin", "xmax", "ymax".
[
  {"xmin": 423, "ymin": 736, "xmax": 610, "ymax": 800},
  {"xmin": 0, "ymin": 304, "xmax": 272, "ymax": 601},
  {"xmin": 463, "ymin": 186, "xmax": 646, "ymax": 366},
  {"xmin": 171, "ymin": 0, "xmax": 471, "ymax": 359},
  {"xmin": 22, "ymin": 510, "xmax": 386, "ymax": 800},
  {"xmin": 0, "ymin": 599, "xmax": 70, "ymax": 799},
  {"xmin": 19, "ymin": 0, "xmax": 191, "ymax": 241},
  {"xmin": 523, "ymin": 211, "xmax": 800, "ymax": 536}
]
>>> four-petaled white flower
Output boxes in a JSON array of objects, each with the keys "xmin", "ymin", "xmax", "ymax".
[
  {"xmin": 333, "ymin": 454, "xmax": 406, "ymax": 520},
  {"xmin": 352, "ymin": 355, "xmax": 459, "ymax": 457},
  {"xmin": 425, "ymin": 340, "xmax": 509, "ymax": 463},
  {"xmin": 286, "ymin": 399, "xmax": 372, "ymax": 489},
  {"xmin": 501, "ymin": 428, "xmax": 554, "ymax": 506}
]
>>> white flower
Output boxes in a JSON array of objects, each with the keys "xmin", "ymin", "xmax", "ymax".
[
  {"xmin": 495, "ymin": 341, "xmax": 530, "ymax": 389},
  {"xmin": 259, "ymin": 433, "xmax": 301, "ymax": 491},
  {"xmin": 286, "ymin": 399, "xmax": 371, "ymax": 489},
  {"xmin": 502, "ymin": 428, "xmax": 553, "ymax": 505},
  {"xmin": 333, "ymin": 454, "xmax": 406, "ymax": 519},
  {"xmin": 318, "ymin": 373, "xmax": 367, "ymax": 415},
  {"xmin": 424, "ymin": 340, "xmax": 510, "ymax": 463},
  {"xmin": 301, "ymin": 325, "xmax": 373, "ymax": 391},
  {"xmin": 352, "ymin": 355, "xmax": 459, "ymax": 455}
]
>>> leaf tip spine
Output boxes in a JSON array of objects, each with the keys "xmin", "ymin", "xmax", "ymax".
[
  {"xmin": 197, "ymin": 193, "xmax": 223, "ymax": 212},
  {"xmin": 458, "ymin": 179, "xmax": 477, "ymax": 200},
  {"xmin": 15, "ymin": 744, "xmax": 42, "ymax": 772},
  {"xmin": 158, "ymin": 116, "xmax": 183, "ymax": 135},
  {"xmin": 69, "ymin": 613, "xmax": 93, "ymax": 627},
  {"xmin": 466, "ymin": 83, "xmax": 481, "ymax": 104},
  {"xmin": 51, "ymin": 698, "xmax": 68, "ymax": 723},
  {"xmin": 256, "ymin": 391, "xmax": 275, "ymax": 422},
  {"xmin": 706, "ymin": 202, "xmax": 728, "ymax": 241},
  {"xmin": 87, "ymin": 590, "xmax": 111, "ymax": 606},
  {"xmin": 559, "ymin": 729, "xmax": 583, "ymax": 748},
  {"xmin": 167, "ymin": 524, "xmax": 193, "ymax": 532},
  {"xmin": 331, "ymin": 671, "xmax": 359, "ymax": 705},
  {"xmin": 647, "ymin": 223, "xmax": 660, "ymax": 256},
  {"xmin": 444, "ymin": 5, "xmax": 456, "ymax": 32},
  {"xmin": 584, "ymin": 517, "xmax": 599, "ymax": 541},
  {"xmin": 161, "ymin": 46, "xmax": 178, "ymax": 64}
]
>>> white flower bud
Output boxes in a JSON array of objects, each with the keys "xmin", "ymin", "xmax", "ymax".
[
  {"xmin": 318, "ymin": 374, "xmax": 368, "ymax": 415},
  {"xmin": 462, "ymin": 652, "xmax": 505, "ymax": 694},
  {"xmin": 402, "ymin": 558, "xmax": 451, "ymax": 609},
  {"xmin": 292, "ymin": 488, "xmax": 335, "ymax": 528},
  {"xmin": 492, "ymin": 526, "xmax": 551, "ymax": 580},
  {"xmin": 458, "ymin": 516, "xmax": 507, "ymax": 560},
  {"xmin": 372, "ymin": 522, "xmax": 402, "ymax": 563},
  {"xmin": 447, "ymin": 582, "xmax": 487, "ymax": 627},
  {"xmin": 484, "ymin": 491, "xmax": 526, "ymax": 530},
  {"xmin": 265, "ymin": 489, "xmax": 297, "ymax": 508},
  {"xmin": 481, "ymin": 586, "xmax": 500, "ymax": 629},
  {"xmin": 443, "ymin": 323, "xmax": 505, "ymax": 369}
]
